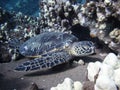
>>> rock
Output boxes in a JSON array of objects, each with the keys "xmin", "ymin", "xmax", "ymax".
[
  {"xmin": 117, "ymin": 53, "xmax": 120, "ymax": 59},
  {"xmin": 73, "ymin": 60, "xmax": 78, "ymax": 64},
  {"xmin": 0, "ymin": 53, "xmax": 11, "ymax": 63},
  {"xmin": 11, "ymin": 53, "xmax": 17, "ymax": 61},
  {"xmin": 95, "ymin": 75, "xmax": 117, "ymax": 90},
  {"xmin": 13, "ymin": 89, "xmax": 17, "ymax": 90},
  {"xmin": 62, "ymin": 77, "xmax": 74, "ymax": 90},
  {"xmin": 99, "ymin": 53, "xmax": 108, "ymax": 57},
  {"xmin": 74, "ymin": 81, "xmax": 83, "ymax": 90},
  {"xmin": 99, "ymin": 63, "xmax": 114, "ymax": 79},
  {"xmin": 98, "ymin": 23, "xmax": 106, "ymax": 30},
  {"xmin": 87, "ymin": 53, "xmax": 120, "ymax": 90},
  {"xmin": 0, "ymin": 46, "xmax": 11, "ymax": 63},
  {"xmin": 29, "ymin": 82, "xmax": 39, "ymax": 90},
  {"xmin": 20, "ymin": 77, "xmax": 24, "ymax": 80},
  {"xmin": 51, "ymin": 87, "xmax": 57, "ymax": 90},
  {"xmin": 103, "ymin": 53, "xmax": 120, "ymax": 69},
  {"xmin": 51, "ymin": 77, "xmax": 83, "ymax": 90},
  {"xmin": 109, "ymin": 28, "xmax": 120, "ymax": 43},
  {"xmin": 114, "ymin": 68, "xmax": 120, "ymax": 89},
  {"xmin": 97, "ymin": 13, "xmax": 106, "ymax": 22},
  {"xmin": 109, "ymin": 29, "xmax": 120, "ymax": 38},
  {"xmin": 51, "ymin": 77, "xmax": 73, "ymax": 90},
  {"xmin": 108, "ymin": 41, "xmax": 120, "ymax": 52},
  {"xmin": 56, "ymin": 83, "xmax": 64, "ymax": 90},
  {"xmin": 82, "ymin": 81, "xmax": 94, "ymax": 90},
  {"xmin": 87, "ymin": 61, "xmax": 102, "ymax": 82},
  {"xmin": 65, "ymin": 1, "xmax": 71, "ymax": 6},
  {"xmin": 78, "ymin": 59, "xmax": 85, "ymax": 65},
  {"xmin": 104, "ymin": 0, "xmax": 112, "ymax": 4}
]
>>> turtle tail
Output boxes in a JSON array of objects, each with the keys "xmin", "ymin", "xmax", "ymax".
[{"xmin": 8, "ymin": 38, "xmax": 23, "ymax": 49}]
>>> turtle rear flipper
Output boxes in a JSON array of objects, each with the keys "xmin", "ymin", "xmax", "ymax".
[
  {"xmin": 15, "ymin": 51, "xmax": 72, "ymax": 71},
  {"xmin": 8, "ymin": 38, "xmax": 23, "ymax": 49}
]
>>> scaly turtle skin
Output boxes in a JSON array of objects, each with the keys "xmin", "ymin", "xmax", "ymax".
[{"xmin": 15, "ymin": 32, "xmax": 95, "ymax": 71}]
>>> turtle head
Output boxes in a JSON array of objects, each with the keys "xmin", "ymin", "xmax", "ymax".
[{"xmin": 70, "ymin": 41, "xmax": 95, "ymax": 56}]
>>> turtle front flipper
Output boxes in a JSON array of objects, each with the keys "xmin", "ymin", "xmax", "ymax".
[{"xmin": 15, "ymin": 51, "xmax": 73, "ymax": 71}]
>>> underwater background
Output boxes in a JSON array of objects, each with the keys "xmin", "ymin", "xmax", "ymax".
[
  {"xmin": 0, "ymin": 0, "xmax": 86, "ymax": 16},
  {"xmin": 0, "ymin": 0, "xmax": 120, "ymax": 90},
  {"xmin": 0, "ymin": 0, "xmax": 40, "ymax": 16}
]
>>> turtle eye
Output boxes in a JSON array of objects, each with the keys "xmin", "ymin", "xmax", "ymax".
[
  {"xmin": 63, "ymin": 41, "xmax": 72, "ymax": 48},
  {"xmin": 63, "ymin": 43, "xmax": 69, "ymax": 49},
  {"xmin": 65, "ymin": 42, "xmax": 69, "ymax": 47}
]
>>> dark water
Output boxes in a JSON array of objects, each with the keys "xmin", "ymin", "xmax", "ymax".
[
  {"xmin": 0, "ymin": 0, "xmax": 86, "ymax": 17},
  {"xmin": 0, "ymin": 0, "xmax": 39, "ymax": 16}
]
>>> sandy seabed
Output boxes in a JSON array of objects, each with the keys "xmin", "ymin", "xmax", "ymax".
[{"xmin": 0, "ymin": 48, "xmax": 106, "ymax": 90}]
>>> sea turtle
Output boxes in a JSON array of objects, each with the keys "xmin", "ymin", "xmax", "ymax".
[{"xmin": 15, "ymin": 32, "xmax": 95, "ymax": 71}]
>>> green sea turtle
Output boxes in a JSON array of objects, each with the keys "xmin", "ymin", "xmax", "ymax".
[{"xmin": 15, "ymin": 32, "xmax": 95, "ymax": 71}]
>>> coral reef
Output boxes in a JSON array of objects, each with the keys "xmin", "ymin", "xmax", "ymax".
[
  {"xmin": 39, "ymin": 0, "xmax": 120, "ymax": 53},
  {"xmin": 0, "ymin": 8, "xmax": 42, "ymax": 62}
]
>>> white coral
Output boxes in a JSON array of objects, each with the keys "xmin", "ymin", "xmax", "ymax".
[
  {"xmin": 104, "ymin": 0, "xmax": 112, "ymax": 4},
  {"xmin": 114, "ymin": 68, "xmax": 120, "ymax": 89},
  {"xmin": 103, "ymin": 53, "xmax": 120, "ymax": 69},
  {"xmin": 95, "ymin": 75, "xmax": 117, "ymax": 90},
  {"xmin": 87, "ymin": 61, "xmax": 102, "ymax": 82},
  {"xmin": 74, "ymin": 81, "xmax": 83, "ymax": 90},
  {"xmin": 50, "ymin": 78, "xmax": 83, "ymax": 90},
  {"xmin": 87, "ymin": 53, "xmax": 120, "ymax": 90},
  {"xmin": 99, "ymin": 64, "xmax": 114, "ymax": 80}
]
